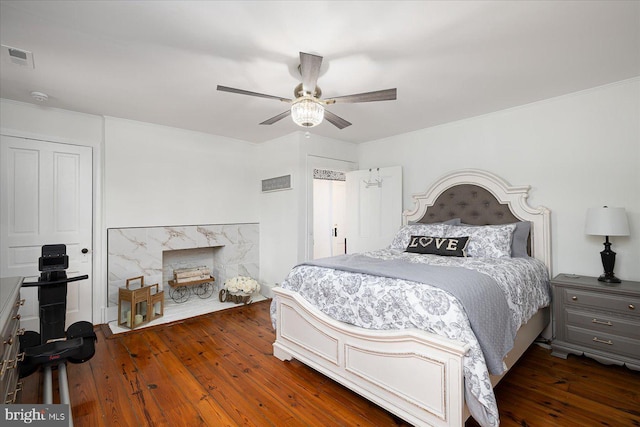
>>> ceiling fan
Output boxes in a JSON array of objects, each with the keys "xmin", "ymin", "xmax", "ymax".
[{"xmin": 217, "ymin": 52, "xmax": 397, "ymax": 129}]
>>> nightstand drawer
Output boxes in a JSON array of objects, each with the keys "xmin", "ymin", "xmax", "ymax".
[
  {"xmin": 566, "ymin": 308, "xmax": 640, "ymax": 340},
  {"xmin": 566, "ymin": 325, "xmax": 640, "ymax": 359},
  {"xmin": 563, "ymin": 288, "xmax": 640, "ymax": 316}
]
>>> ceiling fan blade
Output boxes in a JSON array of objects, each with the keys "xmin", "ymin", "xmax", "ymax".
[
  {"xmin": 325, "ymin": 88, "xmax": 397, "ymax": 104},
  {"xmin": 260, "ymin": 110, "xmax": 291, "ymax": 125},
  {"xmin": 299, "ymin": 52, "xmax": 323, "ymax": 95},
  {"xmin": 324, "ymin": 110, "xmax": 352, "ymax": 129},
  {"xmin": 217, "ymin": 85, "xmax": 291, "ymax": 102}
]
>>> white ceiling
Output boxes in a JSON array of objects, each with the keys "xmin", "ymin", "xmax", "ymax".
[{"xmin": 1, "ymin": 1, "xmax": 638, "ymax": 144}]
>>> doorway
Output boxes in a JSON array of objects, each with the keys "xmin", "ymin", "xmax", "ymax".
[
  {"xmin": 307, "ymin": 156, "xmax": 356, "ymax": 260},
  {"xmin": 313, "ymin": 170, "xmax": 347, "ymax": 259}
]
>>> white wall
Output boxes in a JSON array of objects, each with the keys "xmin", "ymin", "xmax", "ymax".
[
  {"xmin": 0, "ymin": 99, "xmax": 104, "ymax": 146},
  {"xmin": 357, "ymin": 78, "xmax": 640, "ymax": 280},
  {"xmin": 104, "ymin": 117, "xmax": 259, "ymax": 227},
  {"xmin": 257, "ymin": 132, "xmax": 357, "ymax": 295},
  {"xmin": 256, "ymin": 133, "xmax": 301, "ymax": 294}
]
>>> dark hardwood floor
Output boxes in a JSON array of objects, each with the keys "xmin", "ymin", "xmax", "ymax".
[{"xmin": 18, "ymin": 300, "xmax": 640, "ymax": 426}]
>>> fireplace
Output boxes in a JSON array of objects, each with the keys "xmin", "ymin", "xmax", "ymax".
[{"xmin": 107, "ymin": 223, "xmax": 259, "ymax": 313}]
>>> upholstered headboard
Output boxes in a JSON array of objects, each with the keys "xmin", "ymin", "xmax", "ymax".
[
  {"xmin": 403, "ymin": 169, "xmax": 551, "ymax": 270},
  {"xmin": 412, "ymin": 184, "xmax": 521, "ymax": 226}
]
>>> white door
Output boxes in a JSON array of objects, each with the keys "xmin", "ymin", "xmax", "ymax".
[
  {"xmin": 346, "ymin": 166, "xmax": 402, "ymax": 253},
  {"xmin": 0, "ymin": 135, "xmax": 93, "ymax": 332}
]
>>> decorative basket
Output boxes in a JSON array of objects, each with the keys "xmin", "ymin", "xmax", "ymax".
[{"xmin": 219, "ymin": 289, "xmax": 252, "ymax": 305}]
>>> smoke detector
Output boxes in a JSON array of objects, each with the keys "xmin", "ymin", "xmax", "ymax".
[{"xmin": 31, "ymin": 91, "xmax": 48, "ymax": 102}]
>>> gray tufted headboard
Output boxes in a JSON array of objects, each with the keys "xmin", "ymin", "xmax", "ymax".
[
  {"xmin": 412, "ymin": 184, "xmax": 521, "ymax": 226},
  {"xmin": 403, "ymin": 169, "xmax": 552, "ymax": 270}
]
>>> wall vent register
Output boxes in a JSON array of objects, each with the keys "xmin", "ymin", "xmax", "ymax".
[{"xmin": 262, "ymin": 175, "xmax": 292, "ymax": 192}]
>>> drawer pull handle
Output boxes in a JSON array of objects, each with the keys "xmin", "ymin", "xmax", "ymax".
[
  {"xmin": 1, "ymin": 353, "xmax": 24, "ymax": 372},
  {"xmin": 13, "ymin": 313, "xmax": 21, "ymax": 320},
  {"xmin": 592, "ymin": 337, "xmax": 613, "ymax": 345},
  {"xmin": 4, "ymin": 382, "xmax": 22, "ymax": 404},
  {"xmin": 4, "ymin": 358, "xmax": 17, "ymax": 370},
  {"xmin": 3, "ymin": 337, "xmax": 13, "ymax": 345},
  {"xmin": 592, "ymin": 319, "xmax": 612, "ymax": 326},
  {"xmin": 571, "ymin": 296, "xmax": 578, "ymax": 301},
  {"xmin": 630, "ymin": 304, "xmax": 636, "ymax": 310}
]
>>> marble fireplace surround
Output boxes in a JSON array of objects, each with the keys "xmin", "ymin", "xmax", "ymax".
[{"xmin": 107, "ymin": 223, "xmax": 259, "ymax": 308}]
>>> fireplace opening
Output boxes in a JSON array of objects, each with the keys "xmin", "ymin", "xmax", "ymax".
[{"xmin": 162, "ymin": 246, "xmax": 224, "ymax": 296}]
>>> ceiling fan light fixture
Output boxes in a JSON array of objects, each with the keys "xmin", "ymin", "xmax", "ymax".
[
  {"xmin": 218, "ymin": 53, "xmax": 395, "ymax": 130},
  {"xmin": 291, "ymin": 96, "xmax": 324, "ymax": 128}
]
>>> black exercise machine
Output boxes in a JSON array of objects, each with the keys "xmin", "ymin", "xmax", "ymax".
[{"xmin": 19, "ymin": 244, "xmax": 97, "ymax": 426}]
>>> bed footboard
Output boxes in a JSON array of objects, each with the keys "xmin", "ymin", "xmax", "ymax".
[{"xmin": 273, "ymin": 287, "xmax": 471, "ymax": 427}]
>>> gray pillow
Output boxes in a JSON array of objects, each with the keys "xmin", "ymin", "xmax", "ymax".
[{"xmin": 510, "ymin": 221, "xmax": 531, "ymax": 258}]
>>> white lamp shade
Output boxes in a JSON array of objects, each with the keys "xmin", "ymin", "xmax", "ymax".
[{"xmin": 585, "ymin": 207, "xmax": 630, "ymax": 236}]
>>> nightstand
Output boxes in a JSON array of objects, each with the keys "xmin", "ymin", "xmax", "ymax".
[{"xmin": 550, "ymin": 274, "xmax": 639, "ymax": 370}]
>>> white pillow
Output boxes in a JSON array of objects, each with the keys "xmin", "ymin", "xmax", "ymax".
[
  {"xmin": 446, "ymin": 223, "xmax": 516, "ymax": 258},
  {"xmin": 389, "ymin": 223, "xmax": 450, "ymax": 250}
]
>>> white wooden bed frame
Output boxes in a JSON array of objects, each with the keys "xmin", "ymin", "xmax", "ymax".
[{"xmin": 273, "ymin": 169, "xmax": 551, "ymax": 427}]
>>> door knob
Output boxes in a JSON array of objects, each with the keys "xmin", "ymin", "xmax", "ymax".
[{"xmin": 81, "ymin": 248, "xmax": 89, "ymax": 254}]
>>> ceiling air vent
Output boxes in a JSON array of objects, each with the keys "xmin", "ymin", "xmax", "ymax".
[
  {"xmin": 1, "ymin": 45, "xmax": 35, "ymax": 68},
  {"xmin": 262, "ymin": 175, "xmax": 292, "ymax": 192}
]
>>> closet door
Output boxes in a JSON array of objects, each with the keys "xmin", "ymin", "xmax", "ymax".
[{"xmin": 0, "ymin": 135, "xmax": 93, "ymax": 331}]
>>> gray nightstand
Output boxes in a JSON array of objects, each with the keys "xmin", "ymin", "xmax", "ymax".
[{"xmin": 550, "ymin": 274, "xmax": 640, "ymax": 370}]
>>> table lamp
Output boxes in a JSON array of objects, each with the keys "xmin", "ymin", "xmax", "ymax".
[{"xmin": 585, "ymin": 206, "xmax": 630, "ymax": 283}]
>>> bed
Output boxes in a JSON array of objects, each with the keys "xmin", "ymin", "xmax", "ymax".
[{"xmin": 271, "ymin": 169, "xmax": 551, "ymax": 427}]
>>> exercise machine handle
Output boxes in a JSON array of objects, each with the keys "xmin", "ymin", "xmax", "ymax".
[{"xmin": 22, "ymin": 274, "xmax": 89, "ymax": 287}]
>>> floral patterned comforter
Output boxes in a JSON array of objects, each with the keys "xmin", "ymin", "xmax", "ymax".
[{"xmin": 270, "ymin": 249, "xmax": 550, "ymax": 427}]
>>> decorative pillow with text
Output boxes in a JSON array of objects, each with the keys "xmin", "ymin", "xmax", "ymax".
[{"xmin": 405, "ymin": 235, "xmax": 470, "ymax": 257}]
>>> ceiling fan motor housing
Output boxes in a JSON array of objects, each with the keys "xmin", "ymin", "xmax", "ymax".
[{"xmin": 294, "ymin": 82, "xmax": 321, "ymax": 98}]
